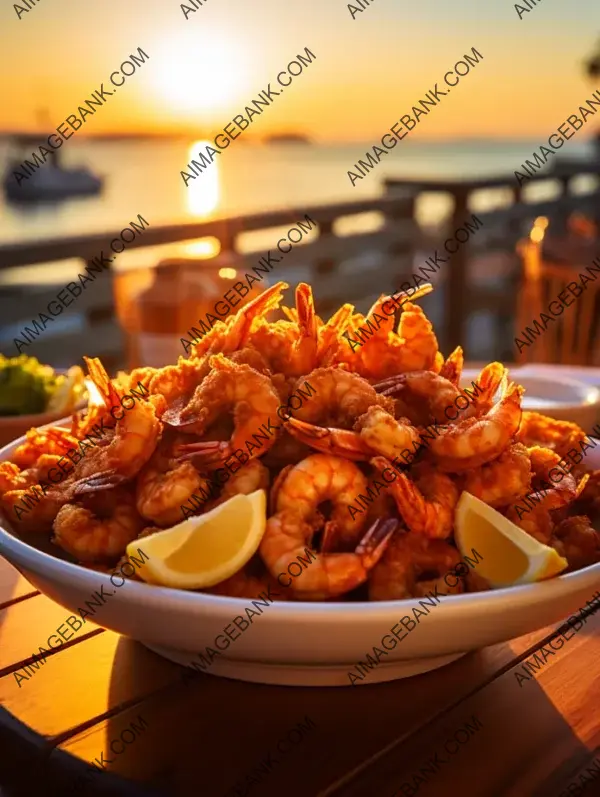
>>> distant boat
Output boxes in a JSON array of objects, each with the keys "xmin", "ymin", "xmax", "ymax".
[
  {"xmin": 264, "ymin": 133, "xmax": 311, "ymax": 144},
  {"xmin": 3, "ymin": 134, "xmax": 103, "ymax": 203}
]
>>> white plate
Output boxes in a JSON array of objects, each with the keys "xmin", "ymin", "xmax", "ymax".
[
  {"xmin": 1, "ymin": 428, "xmax": 599, "ymax": 687},
  {"xmin": 462, "ymin": 368, "xmax": 600, "ymax": 430}
]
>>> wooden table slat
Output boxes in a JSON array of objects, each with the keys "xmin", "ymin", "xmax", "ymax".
[
  {"xmin": 0, "ymin": 557, "xmax": 39, "ymax": 609},
  {"xmin": 45, "ymin": 616, "xmax": 592, "ymax": 797},
  {"xmin": 0, "ymin": 631, "xmax": 183, "ymax": 740},
  {"xmin": 0, "ymin": 592, "xmax": 101, "ymax": 677},
  {"xmin": 324, "ymin": 612, "xmax": 600, "ymax": 797}
]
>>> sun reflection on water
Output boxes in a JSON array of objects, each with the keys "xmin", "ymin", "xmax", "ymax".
[
  {"xmin": 186, "ymin": 140, "xmax": 220, "ymax": 218},
  {"xmin": 182, "ymin": 139, "xmax": 221, "ymax": 259}
]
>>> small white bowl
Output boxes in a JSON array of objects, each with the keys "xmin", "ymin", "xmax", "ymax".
[
  {"xmin": 462, "ymin": 369, "xmax": 600, "ymax": 431},
  {"xmin": 0, "ymin": 427, "xmax": 599, "ymax": 687}
]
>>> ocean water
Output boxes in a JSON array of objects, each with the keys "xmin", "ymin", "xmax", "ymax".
[{"xmin": 1, "ymin": 136, "xmax": 597, "ymax": 288}]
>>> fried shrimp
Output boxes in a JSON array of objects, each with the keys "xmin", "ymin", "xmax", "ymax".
[
  {"xmin": 11, "ymin": 427, "xmax": 78, "ymax": 469},
  {"xmin": 341, "ymin": 287, "xmax": 437, "ymax": 380},
  {"xmin": 375, "ymin": 370, "xmax": 462, "ymax": 426},
  {"xmin": 172, "ymin": 355, "xmax": 281, "ymax": 465},
  {"xmin": 368, "ymin": 529, "xmax": 464, "ymax": 600},
  {"xmin": 136, "ymin": 456, "xmax": 209, "ymax": 526},
  {"xmin": 286, "ymin": 406, "xmax": 421, "ymax": 462},
  {"xmin": 550, "ymin": 516, "xmax": 600, "ymax": 570},
  {"xmin": 506, "ymin": 447, "xmax": 588, "ymax": 543},
  {"xmin": 516, "ymin": 412, "xmax": 588, "ymax": 460},
  {"xmin": 208, "ymin": 459, "xmax": 270, "ymax": 511},
  {"xmin": 207, "ymin": 556, "xmax": 287, "ymax": 600},
  {"xmin": 293, "ymin": 367, "xmax": 394, "ymax": 424},
  {"xmin": 260, "ymin": 513, "xmax": 394, "ymax": 600},
  {"xmin": 148, "ymin": 357, "xmax": 211, "ymax": 409},
  {"xmin": 282, "ymin": 367, "xmax": 399, "ymax": 458},
  {"xmin": 189, "ymin": 281, "xmax": 289, "ymax": 358},
  {"xmin": 274, "ymin": 453, "xmax": 371, "ymax": 548},
  {"xmin": 53, "ymin": 490, "xmax": 144, "ymax": 562},
  {"xmin": 0, "ymin": 461, "xmax": 34, "ymax": 494},
  {"xmin": 4, "ymin": 280, "xmax": 598, "ymax": 601},
  {"xmin": 439, "ymin": 346, "xmax": 464, "ymax": 386},
  {"xmin": 427, "ymin": 382, "xmax": 524, "ymax": 472},
  {"xmin": 372, "ymin": 457, "xmax": 459, "ymax": 539},
  {"xmin": 69, "ymin": 387, "xmax": 161, "ymax": 493},
  {"xmin": 247, "ymin": 283, "xmax": 331, "ymax": 377},
  {"xmin": 463, "ymin": 443, "xmax": 532, "ymax": 508}
]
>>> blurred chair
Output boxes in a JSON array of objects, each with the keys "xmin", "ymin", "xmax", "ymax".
[{"xmin": 516, "ymin": 216, "xmax": 600, "ymax": 366}]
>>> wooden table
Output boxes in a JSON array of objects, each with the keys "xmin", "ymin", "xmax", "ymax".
[{"xmin": 1, "ymin": 555, "xmax": 599, "ymax": 797}]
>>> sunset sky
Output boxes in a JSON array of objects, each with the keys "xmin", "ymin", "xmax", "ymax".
[{"xmin": 1, "ymin": 0, "xmax": 600, "ymax": 141}]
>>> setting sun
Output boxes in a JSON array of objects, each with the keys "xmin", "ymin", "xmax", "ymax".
[{"xmin": 153, "ymin": 30, "xmax": 249, "ymax": 118}]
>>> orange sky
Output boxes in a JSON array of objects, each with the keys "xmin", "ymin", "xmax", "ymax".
[{"xmin": 1, "ymin": 0, "xmax": 600, "ymax": 141}]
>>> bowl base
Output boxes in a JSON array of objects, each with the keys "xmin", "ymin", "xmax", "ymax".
[{"xmin": 141, "ymin": 642, "xmax": 467, "ymax": 686}]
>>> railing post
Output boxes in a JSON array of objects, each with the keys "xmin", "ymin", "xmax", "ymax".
[
  {"xmin": 555, "ymin": 175, "xmax": 572, "ymax": 234},
  {"xmin": 445, "ymin": 187, "xmax": 470, "ymax": 352},
  {"xmin": 509, "ymin": 185, "xmax": 523, "ymax": 238},
  {"xmin": 384, "ymin": 195, "xmax": 417, "ymax": 289},
  {"xmin": 314, "ymin": 219, "xmax": 336, "ymax": 276}
]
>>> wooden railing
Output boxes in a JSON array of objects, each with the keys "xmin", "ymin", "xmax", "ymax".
[
  {"xmin": 1, "ymin": 158, "xmax": 599, "ymax": 368},
  {"xmin": 0, "ymin": 195, "xmax": 416, "ymax": 369},
  {"xmin": 385, "ymin": 160, "xmax": 600, "ymax": 356}
]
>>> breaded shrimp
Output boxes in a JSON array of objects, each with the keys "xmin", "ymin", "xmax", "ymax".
[
  {"xmin": 427, "ymin": 382, "xmax": 524, "ymax": 472},
  {"xmin": 207, "ymin": 555, "xmax": 287, "ymax": 600},
  {"xmin": 550, "ymin": 516, "xmax": 600, "ymax": 570},
  {"xmin": 53, "ymin": 490, "xmax": 144, "ymax": 562},
  {"xmin": 189, "ymin": 281, "xmax": 289, "ymax": 358},
  {"xmin": 136, "ymin": 457, "xmax": 210, "ymax": 527},
  {"xmin": 11, "ymin": 427, "xmax": 78, "ymax": 469},
  {"xmin": 69, "ymin": 387, "xmax": 161, "ymax": 493},
  {"xmin": 274, "ymin": 453, "xmax": 371, "ymax": 548},
  {"xmin": 286, "ymin": 406, "xmax": 421, "ymax": 462},
  {"xmin": 369, "ymin": 529, "xmax": 464, "ymax": 600},
  {"xmin": 371, "ymin": 457, "xmax": 459, "ymax": 539},
  {"xmin": 506, "ymin": 447, "xmax": 588, "ymax": 543},
  {"xmin": 339, "ymin": 289, "xmax": 437, "ymax": 380},
  {"xmin": 439, "ymin": 346, "xmax": 464, "ymax": 386},
  {"xmin": 516, "ymin": 411, "xmax": 588, "ymax": 460},
  {"xmin": 260, "ymin": 512, "xmax": 394, "ymax": 600},
  {"xmin": 463, "ymin": 443, "xmax": 532, "ymax": 508},
  {"xmin": 171, "ymin": 355, "xmax": 281, "ymax": 466}
]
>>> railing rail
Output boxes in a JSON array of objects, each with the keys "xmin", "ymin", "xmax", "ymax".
[{"xmin": 1, "ymin": 158, "xmax": 599, "ymax": 367}]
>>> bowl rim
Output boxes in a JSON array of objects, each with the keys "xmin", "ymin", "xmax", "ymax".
[
  {"xmin": 1, "ymin": 420, "xmax": 599, "ymax": 617},
  {"xmin": 462, "ymin": 368, "xmax": 600, "ymax": 413}
]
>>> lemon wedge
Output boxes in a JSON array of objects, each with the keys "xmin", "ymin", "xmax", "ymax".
[
  {"xmin": 128, "ymin": 490, "xmax": 266, "ymax": 589},
  {"xmin": 454, "ymin": 491, "xmax": 568, "ymax": 588}
]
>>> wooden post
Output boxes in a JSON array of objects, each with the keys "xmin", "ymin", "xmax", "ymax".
[
  {"xmin": 556, "ymin": 176, "xmax": 572, "ymax": 234},
  {"xmin": 384, "ymin": 196, "xmax": 416, "ymax": 289},
  {"xmin": 509, "ymin": 185, "xmax": 523, "ymax": 239},
  {"xmin": 314, "ymin": 219, "xmax": 336, "ymax": 276},
  {"xmin": 445, "ymin": 187, "xmax": 470, "ymax": 352}
]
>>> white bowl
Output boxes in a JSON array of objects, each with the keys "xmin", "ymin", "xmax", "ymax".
[
  {"xmin": 462, "ymin": 368, "xmax": 600, "ymax": 431},
  {"xmin": 1, "ymin": 428, "xmax": 599, "ymax": 687}
]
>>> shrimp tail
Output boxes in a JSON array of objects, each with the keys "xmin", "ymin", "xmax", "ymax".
[
  {"xmin": 439, "ymin": 346, "xmax": 464, "ymax": 387},
  {"xmin": 355, "ymin": 517, "xmax": 399, "ymax": 565},
  {"xmin": 372, "ymin": 374, "xmax": 407, "ymax": 397},
  {"xmin": 295, "ymin": 283, "xmax": 317, "ymax": 339},
  {"xmin": 83, "ymin": 356, "xmax": 114, "ymax": 405},
  {"xmin": 175, "ymin": 440, "xmax": 230, "ymax": 466},
  {"xmin": 286, "ymin": 417, "xmax": 369, "ymax": 461},
  {"xmin": 72, "ymin": 470, "xmax": 129, "ymax": 495},
  {"xmin": 231, "ymin": 281, "xmax": 290, "ymax": 342}
]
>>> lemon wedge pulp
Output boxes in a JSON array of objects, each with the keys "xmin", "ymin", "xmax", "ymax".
[
  {"xmin": 454, "ymin": 491, "xmax": 568, "ymax": 588},
  {"xmin": 128, "ymin": 489, "xmax": 267, "ymax": 590}
]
